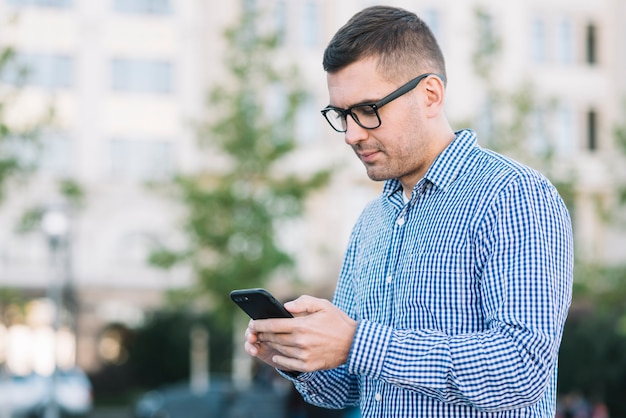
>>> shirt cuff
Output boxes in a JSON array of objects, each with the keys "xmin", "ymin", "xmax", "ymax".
[
  {"xmin": 276, "ymin": 369, "xmax": 313, "ymax": 382},
  {"xmin": 346, "ymin": 320, "xmax": 392, "ymax": 379}
]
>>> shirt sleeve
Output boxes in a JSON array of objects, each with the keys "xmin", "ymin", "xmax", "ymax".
[
  {"xmin": 277, "ymin": 365, "xmax": 360, "ymax": 409},
  {"xmin": 348, "ymin": 174, "xmax": 572, "ymax": 411}
]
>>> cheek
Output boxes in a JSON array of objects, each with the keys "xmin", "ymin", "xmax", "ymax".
[
  {"xmin": 385, "ymin": 99, "xmax": 423, "ymax": 131},
  {"xmin": 377, "ymin": 104, "xmax": 425, "ymax": 156}
]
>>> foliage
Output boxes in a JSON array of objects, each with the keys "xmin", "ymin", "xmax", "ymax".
[
  {"xmin": 127, "ymin": 309, "xmax": 232, "ymax": 389},
  {"xmin": 0, "ymin": 32, "xmax": 65, "ymax": 328},
  {"xmin": 558, "ymin": 264, "xmax": 626, "ymax": 415},
  {"xmin": 0, "ymin": 38, "xmax": 83, "ymax": 232},
  {"xmin": 559, "ymin": 313, "xmax": 626, "ymax": 415},
  {"xmin": 471, "ymin": 7, "xmax": 501, "ymax": 80},
  {"xmin": 0, "ymin": 46, "xmax": 53, "ymax": 202},
  {"xmin": 0, "ymin": 287, "xmax": 26, "ymax": 325},
  {"xmin": 149, "ymin": 9, "xmax": 331, "ymax": 339},
  {"xmin": 613, "ymin": 100, "xmax": 626, "ymax": 209},
  {"xmin": 13, "ymin": 178, "xmax": 86, "ymax": 236}
]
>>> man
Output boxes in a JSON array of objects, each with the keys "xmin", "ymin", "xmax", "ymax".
[{"xmin": 244, "ymin": 5, "xmax": 573, "ymax": 417}]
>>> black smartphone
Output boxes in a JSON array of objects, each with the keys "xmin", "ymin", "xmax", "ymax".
[{"xmin": 230, "ymin": 288, "xmax": 294, "ymax": 319}]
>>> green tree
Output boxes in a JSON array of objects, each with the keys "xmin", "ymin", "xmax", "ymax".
[
  {"xmin": 0, "ymin": 42, "xmax": 82, "ymax": 217},
  {"xmin": 0, "ymin": 46, "xmax": 49, "ymax": 202},
  {"xmin": 128, "ymin": 309, "xmax": 232, "ymax": 387},
  {"xmin": 0, "ymin": 39, "xmax": 57, "ymax": 320},
  {"xmin": 0, "ymin": 32, "xmax": 85, "ymax": 358},
  {"xmin": 149, "ymin": 7, "xmax": 330, "ymax": 368}
]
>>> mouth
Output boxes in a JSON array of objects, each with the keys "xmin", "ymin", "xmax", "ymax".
[{"xmin": 358, "ymin": 150, "xmax": 381, "ymax": 164}]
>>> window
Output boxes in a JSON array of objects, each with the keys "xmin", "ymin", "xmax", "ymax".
[
  {"xmin": 300, "ymin": 1, "xmax": 319, "ymax": 48},
  {"xmin": 2, "ymin": 53, "xmax": 73, "ymax": 88},
  {"xmin": 585, "ymin": 23, "xmax": 597, "ymax": 65},
  {"xmin": 555, "ymin": 106, "xmax": 576, "ymax": 157},
  {"xmin": 586, "ymin": 109, "xmax": 597, "ymax": 151},
  {"xmin": 40, "ymin": 133, "xmax": 73, "ymax": 175},
  {"xmin": 1, "ymin": 135, "xmax": 38, "ymax": 171},
  {"xmin": 113, "ymin": 0, "xmax": 172, "ymax": 15},
  {"xmin": 1, "ymin": 132, "xmax": 73, "ymax": 175},
  {"xmin": 6, "ymin": 0, "xmax": 72, "ymax": 8},
  {"xmin": 531, "ymin": 18, "xmax": 546, "ymax": 64},
  {"xmin": 111, "ymin": 59, "xmax": 173, "ymax": 94},
  {"xmin": 109, "ymin": 139, "xmax": 174, "ymax": 181},
  {"xmin": 557, "ymin": 18, "xmax": 575, "ymax": 65}
]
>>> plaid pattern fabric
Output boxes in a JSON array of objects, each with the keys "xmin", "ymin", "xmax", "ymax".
[{"xmin": 289, "ymin": 129, "xmax": 573, "ymax": 417}]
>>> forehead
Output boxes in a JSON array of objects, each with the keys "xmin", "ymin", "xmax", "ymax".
[{"xmin": 326, "ymin": 57, "xmax": 396, "ymax": 108}]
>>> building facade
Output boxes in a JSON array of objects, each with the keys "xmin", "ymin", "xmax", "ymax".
[{"xmin": 0, "ymin": 0, "xmax": 623, "ymax": 375}]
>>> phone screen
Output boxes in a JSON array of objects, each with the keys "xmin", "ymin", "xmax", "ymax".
[{"xmin": 230, "ymin": 288, "xmax": 293, "ymax": 319}]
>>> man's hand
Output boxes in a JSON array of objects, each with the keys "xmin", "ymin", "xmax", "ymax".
[{"xmin": 244, "ymin": 295, "xmax": 357, "ymax": 373}]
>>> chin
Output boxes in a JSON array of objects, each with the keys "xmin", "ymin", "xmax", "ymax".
[{"xmin": 364, "ymin": 169, "xmax": 392, "ymax": 182}]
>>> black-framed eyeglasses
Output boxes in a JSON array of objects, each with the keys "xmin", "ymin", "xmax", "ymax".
[{"xmin": 320, "ymin": 73, "xmax": 445, "ymax": 133}]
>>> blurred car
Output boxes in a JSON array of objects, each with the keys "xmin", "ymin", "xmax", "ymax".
[
  {"xmin": 0, "ymin": 373, "xmax": 47, "ymax": 418},
  {"xmin": 54, "ymin": 367, "xmax": 94, "ymax": 417},
  {"xmin": 134, "ymin": 376, "xmax": 289, "ymax": 418},
  {"xmin": 0, "ymin": 367, "xmax": 93, "ymax": 418}
]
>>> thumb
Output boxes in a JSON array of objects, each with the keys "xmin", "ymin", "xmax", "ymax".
[{"xmin": 284, "ymin": 295, "xmax": 328, "ymax": 315}]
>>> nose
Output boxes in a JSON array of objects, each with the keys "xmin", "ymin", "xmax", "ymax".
[{"xmin": 343, "ymin": 116, "xmax": 368, "ymax": 146}]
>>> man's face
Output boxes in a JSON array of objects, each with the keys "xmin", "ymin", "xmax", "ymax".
[{"xmin": 326, "ymin": 57, "xmax": 435, "ymax": 191}]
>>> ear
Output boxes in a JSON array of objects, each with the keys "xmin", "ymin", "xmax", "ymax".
[{"xmin": 423, "ymin": 75, "xmax": 446, "ymax": 118}]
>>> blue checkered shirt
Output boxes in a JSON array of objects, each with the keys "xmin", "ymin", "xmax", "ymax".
[{"xmin": 287, "ymin": 129, "xmax": 573, "ymax": 417}]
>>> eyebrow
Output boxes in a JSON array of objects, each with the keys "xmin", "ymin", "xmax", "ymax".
[{"xmin": 327, "ymin": 97, "xmax": 382, "ymax": 110}]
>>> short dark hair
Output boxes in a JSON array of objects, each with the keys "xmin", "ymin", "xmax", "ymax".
[{"xmin": 323, "ymin": 6, "xmax": 446, "ymax": 84}]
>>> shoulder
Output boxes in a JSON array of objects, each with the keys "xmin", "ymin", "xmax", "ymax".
[
  {"xmin": 472, "ymin": 148, "xmax": 555, "ymax": 192},
  {"xmin": 474, "ymin": 150, "xmax": 571, "ymax": 226},
  {"xmin": 457, "ymin": 148, "xmax": 570, "ymax": 229}
]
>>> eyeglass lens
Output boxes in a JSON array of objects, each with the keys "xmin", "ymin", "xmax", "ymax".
[{"xmin": 325, "ymin": 104, "xmax": 380, "ymax": 132}]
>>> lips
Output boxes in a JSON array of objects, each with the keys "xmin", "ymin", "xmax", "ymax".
[{"xmin": 359, "ymin": 150, "xmax": 380, "ymax": 163}]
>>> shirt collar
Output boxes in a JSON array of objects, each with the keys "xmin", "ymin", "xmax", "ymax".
[{"xmin": 382, "ymin": 129, "xmax": 478, "ymax": 198}]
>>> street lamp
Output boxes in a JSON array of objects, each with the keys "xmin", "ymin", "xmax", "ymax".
[
  {"xmin": 42, "ymin": 210, "xmax": 69, "ymax": 244},
  {"xmin": 41, "ymin": 206, "xmax": 69, "ymax": 418}
]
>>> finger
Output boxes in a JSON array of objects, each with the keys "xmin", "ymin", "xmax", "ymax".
[
  {"xmin": 284, "ymin": 295, "xmax": 329, "ymax": 315},
  {"xmin": 244, "ymin": 341, "xmax": 259, "ymax": 356},
  {"xmin": 250, "ymin": 317, "xmax": 297, "ymax": 333},
  {"xmin": 265, "ymin": 342, "xmax": 305, "ymax": 360},
  {"xmin": 256, "ymin": 331, "xmax": 301, "ymax": 349},
  {"xmin": 271, "ymin": 354, "xmax": 316, "ymax": 373},
  {"xmin": 245, "ymin": 327, "xmax": 259, "ymax": 344}
]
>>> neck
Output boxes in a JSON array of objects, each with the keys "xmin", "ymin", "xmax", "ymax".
[{"xmin": 400, "ymin": 125, "xmax": 456, "ymax": 196}]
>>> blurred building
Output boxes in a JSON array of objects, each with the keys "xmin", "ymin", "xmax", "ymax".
[{"xmin": 0, "ymin": 0, "xmax": 624, "ymax": 376}]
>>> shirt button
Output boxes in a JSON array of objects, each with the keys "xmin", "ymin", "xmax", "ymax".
[
  {"xmin": 386, "ymin": 275, "xmax": 392, "ymax": 284},
  {"xmin": 375, "ymin": 393, "xmax": 382, "ymax": 402},
  {"xmin": 396, "ymin": 217, "xmax": 405, "ymax": 226}
]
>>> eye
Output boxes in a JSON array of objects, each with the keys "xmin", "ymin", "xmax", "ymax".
[
  {"xmin": 352, "ymin": 104, "xmax": 377, "ymax": 117},
  {"xmin": 327, "ymin": 109, "xmax": 344, "ymax": 121}
]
